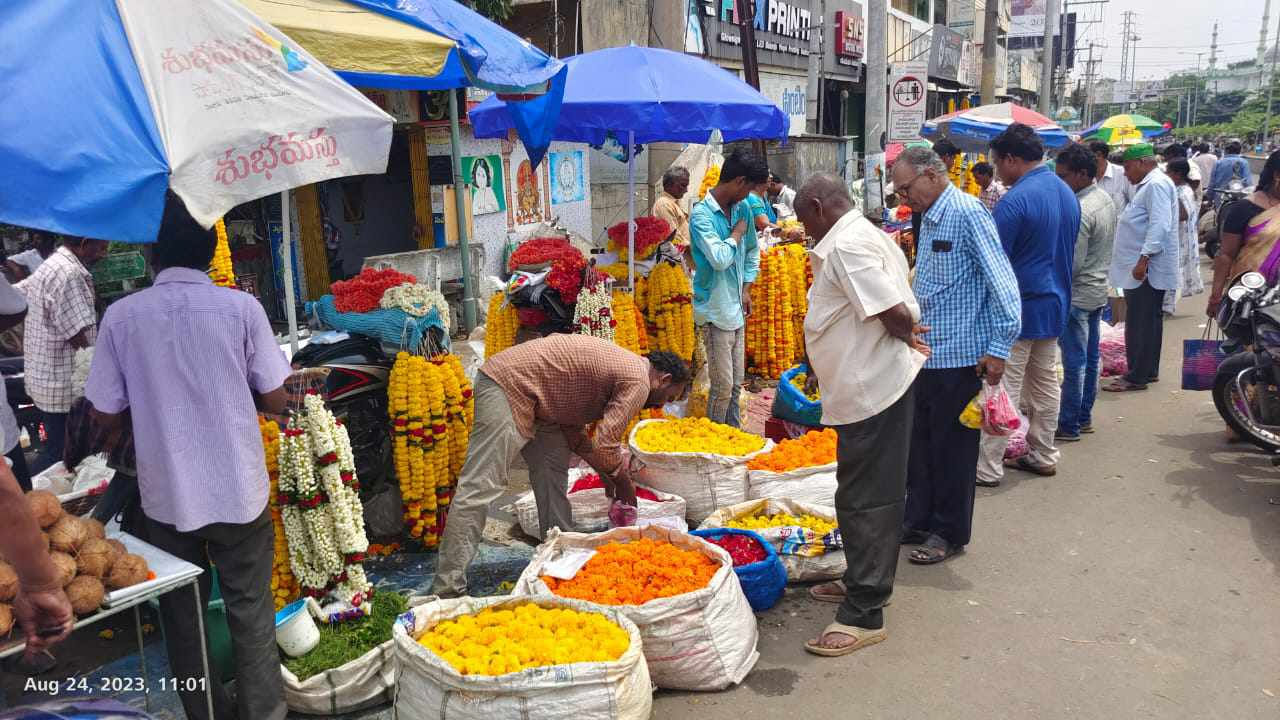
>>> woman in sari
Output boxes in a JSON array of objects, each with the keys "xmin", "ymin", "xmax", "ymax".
[{"xmin": 1208, "ymin": 151, "xmax": 1280, "ymax": 318}]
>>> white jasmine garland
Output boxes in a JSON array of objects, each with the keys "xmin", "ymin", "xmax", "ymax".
[
  {"xmin": 381, "ymin": 282, "xmax": 451, "ymax": 332},
  {"xmin": 573, "ymin": 282, "xmax": 615, "ymax": 341}
]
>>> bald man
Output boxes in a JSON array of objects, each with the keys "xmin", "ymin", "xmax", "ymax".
[{"xmin": 794, "ymin": 174, "xmax": 928, "ymax": 658}]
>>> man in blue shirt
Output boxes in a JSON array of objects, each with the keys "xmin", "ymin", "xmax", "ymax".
[
  {"xmin": 689, "ymin": 149, "xmax": 767, "ymax": 427},
  {"xmin": 1208, "ymin": 141, "xmax": 1252, "ymax": 202},
  {"xmin": 977, "ymin": 123, "xmax": 1081, "ymax": 486},
  {"xmin": 891, "ymin": 146, "xmax": 1021, "ymax": 565}
]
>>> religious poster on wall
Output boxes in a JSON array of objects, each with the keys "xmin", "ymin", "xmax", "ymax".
[
  {"xmin": 549, "ymin": 150, "xmax": 584, "ymax": 205},
  {"xmin": 461, "ymin": 155, "xmax": 505, "ymax": 216},
  {"xmin": 515, "ymin": 159, "xmax": 545, "ymax": 225}
]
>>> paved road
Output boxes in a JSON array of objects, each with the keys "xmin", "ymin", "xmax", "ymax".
[{"xmin": 654, "ymin": 308, "xmax": 1280, "ymax": 719}]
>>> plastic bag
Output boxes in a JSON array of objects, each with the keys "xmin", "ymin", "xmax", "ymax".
[
  {"xmin": 609, "ymin": 500, "xmax": 638, "ymax": 527},
  {"xmin": 698, "ymin": 498, "xmax": 844, "ymax": 583},
  {"xmin": 958, "ymin": 394, "xmax": 983, "ymax": 429},
  {"xmin": 772, "ymin": 364, "xmax": 823, "ymax": 427},
  {"xmin": 981, "ymin": 381, "xmax": 1021, "ymax": 436}
]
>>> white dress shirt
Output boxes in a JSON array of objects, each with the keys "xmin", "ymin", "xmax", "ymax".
[{"xmin": 1097, "ymin": 162, "xmax": 1132, "ymax": 214}]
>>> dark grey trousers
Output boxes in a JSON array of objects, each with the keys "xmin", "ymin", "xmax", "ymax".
[
  {"xmin": 1124, "ymin": 280, "xmax": 1166, "ymax": 385},
  {"xmin": 832, "ymin": 387, "xmax": 914, "ymax": 629},
  {"xmin": 146, "ymin": 508, "xmax": 285, "ymax": 720}
]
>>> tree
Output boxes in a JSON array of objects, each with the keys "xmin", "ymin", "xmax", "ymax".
[{"xmin": 471, "ymin": 0, "xmax": 514, "ymax": 21}]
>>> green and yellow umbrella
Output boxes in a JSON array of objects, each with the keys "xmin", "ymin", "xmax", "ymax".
[{"xmin": 1081, "ymin": 114, "xmax": 1166, "ymax": 147}]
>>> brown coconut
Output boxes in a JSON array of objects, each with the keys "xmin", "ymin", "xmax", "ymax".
[
  {"xmin": 50, "ymin": 551, "xmax": 78, "ymax": 587},
  {"xmin": 66, "ymin": 575, "xmax": 104, "ymax": 615},
  {"xmin": 106, "ymin": 539, "xmax": 126, "ymax": 557},
  {"xmin": 26, "ymin": 490, "xmax": 62, "ymax": 529},
  {"xmin": 48, "ymin": 515, "xmax": 87, "ymax": 554},
  {"xmin": 0, "ymin": 603, "xmax": 12, "ymax": 636},
  {"xmin": 82, "ymin": 518, "xmax": 106, "ymax": 540},
  {"xmin": 106, "ymin": 553, "xmax": 148, "ymax": 590},
  {"xmin": 76, "ymin": 538, "xmax": 116, "ymax": 578},
  {"xmin": 0, "ymin": 562, "xmax": 16, "ymax": 602}
]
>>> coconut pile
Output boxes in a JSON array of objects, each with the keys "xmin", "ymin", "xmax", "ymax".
[{"xmin": 0, "ymin": 490, "xmax": 151, "ymax": 637}]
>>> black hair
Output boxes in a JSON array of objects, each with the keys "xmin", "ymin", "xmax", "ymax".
[
  {"xmin": 971, "ymin": 161, "xmax": 993, "ymax": 177},
  {"xmin": 932, "ymin": 138, "xmax": 961, "ymax": 159},
  {"xmin": 1227, "ymin": 141, "xmax": 1243, "ymax": 155},
  {"xmin": 153, "ymin": 192, "xmax": 216, "ymax": 271},
  {"xmin": 989, "ymin": 123, "xmax": 1045, "ymax": 163},
  {"xmin": 769, "ymin": 172, "xmax": 785, "ymax": 184},
  {"xmin": 1057, "ymin": 144, "xmax": 1097, "ymax": 178},
  {"xmin": 720, "ymin": 149, "xmax": 770, "ymax": 185},
  {"xmin": 1087, "ymin": 140, "xmax": 1110, "ymax": 159},
  {"xmin": 645, "ymin": 350, "xmax": 691, "ymax": 386},
  {"xmin": 1260, "ymin": 150, "xmax": 1280, "ymax": 191},
  {"xmin": 1198, "ymin": 142, "xmax": 1211, "ymax": 153},
  {"xmin": 1167, "ymin": 159, "xmax": 1191, "ymax": 178},
  {"xmin": 1163, "ymin": 144, "xmax": 1187, "ymax": 159}
]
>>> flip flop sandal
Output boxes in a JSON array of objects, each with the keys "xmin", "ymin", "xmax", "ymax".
[
  {"xmin": 1103, "ymin": 379, "xmax": 1148, "ymax": 392},
  {"xmin": 908, "ymin": 536, "xmax": 964, "ymax": 565},
  {"xmin": 809, "ymin": 580, "xmax": 846, "ymax": 603},
  {"xmin": 804, "ymin": 622, "xmax": 887, "ymax": 657}
]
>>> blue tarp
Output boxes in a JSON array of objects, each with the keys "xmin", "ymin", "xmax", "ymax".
[
  {"xmin": 470, "ymin": 46, "xmax": 789, "ymax": 145},
  {"xmin": 307, "ymin": 295, "xmax": 449, "ymax": 354}
]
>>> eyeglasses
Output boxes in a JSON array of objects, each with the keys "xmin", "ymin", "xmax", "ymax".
[{"xmin": 897, "ymin": 172, "xmax": 925, "ymax": 196}]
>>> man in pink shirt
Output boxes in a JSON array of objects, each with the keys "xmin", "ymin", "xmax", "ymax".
[{"xmin": 86, "ymin": 195, "xmax": 290, "ymax": 720}]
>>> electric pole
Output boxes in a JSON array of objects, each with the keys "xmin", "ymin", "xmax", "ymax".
[
  {"xmin": 1039, "ymin": 0, "xmax": 1057, "ymax": 113},
  {"xmin": 736, "ymin": 0, "xmax": 767, "ymax": 159},
  {"xmin": 980, "ymin": 0, "xmax": 1001, "ymax": 104},
  {"xmin": 864, "ymin": 0, "xmax": 887, "ymax": 218},
  {"xmin": 1083, "ymin": 42, "xmax": 1099, "ymax": 125}
]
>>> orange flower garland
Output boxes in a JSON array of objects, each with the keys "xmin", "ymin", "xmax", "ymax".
[
  {"xmin": 746, "ymin": 428, "xmax": 837, "ymax": 472},
  {"xmin": 745, "ymin": 245, "xmax": 810, "ymax": 379},
  {"xmin": 485, "ymin": 292, "xmax": 519, "ymax": 359},
  {"xmin": 542, "ymin": 538, "xmax": 717, "ymax": 605},
  {"xmin": 260, "ymin": 416, "xmax": 298, "ymax": 610},
  {"xmin": 646, "ymin": 261, "xmax": 694, "ymax": 362},
  {"xmin": 611, "ymin": 290, "xmax": 643, "ymax": 355},
  {"xmin": 210, "ymin": 219, "xmax": 236, "ymax": 288},
  {"xmin": 698, "ymin": 164, "xmax": 721, "ymax": 199}
]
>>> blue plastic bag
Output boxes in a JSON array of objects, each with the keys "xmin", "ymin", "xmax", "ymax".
[
  {"xmin": 691, "ymin": 528, "xmax": 787, "ymax": 612},
  {"xmin": 772, "ymin": 364, "xmax": 823, "ymax": 427}
]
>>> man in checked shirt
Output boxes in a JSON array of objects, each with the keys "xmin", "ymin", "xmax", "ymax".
[
  {"xmin": 890, "ymin": 146, "xmax": 1022, "ymax": 566},
  {"xmin": 431, "ymin": 335, "xmax": 690, "ymax": 598}
]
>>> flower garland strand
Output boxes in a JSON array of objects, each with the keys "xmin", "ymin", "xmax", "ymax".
[
  {"xmin": 574, "ymin": 275, "xmax": 616, "ymax": 342},
  {"xmin": 261, "ymin": 417, "xmax": 298, "ymax": 611},
  {"xmin": 210, "ymin": 220, "xmax": 236, "ymax": 288},
  {"xmin": 381, "ymin": 283, "xmax": 451, "ymax": 332},
  {"xmin": 646, "ymin": 261, "xmax": 694, "ymax": 362},
  {"xmin": 484, "ymin": 293, "xmax": 519, "ymax": 359},
  {"xmin": 278, "ymin": 393, "xmax": 372, "ymax": 606},
  {"xmin": 745, "ymin": 245, "xmax": 811, "ymax": 379}
]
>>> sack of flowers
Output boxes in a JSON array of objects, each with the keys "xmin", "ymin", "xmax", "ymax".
[
  {"xmin": 393, "ymin": 594, "xmax": 651, "ymax": 720},
  {"xmin": 688, "ymin": 528, "xmax": 787, "ymax": 612},
  {"xmin": 698, "ymin": 498, "xmax": 845, "ymax": 583},
  {"xmin": 628, "ymin": 418, "xmax": 772, "ymax": 525},
  {"xmin": 514, "ymin": 525, "xmax": 759, "ymax": 691},
  {"xmin": 513, "ymin": 470, "xmax": 688, "ymax": 540},
  {"xmin": 745, "ymin": 429, "xmax": 838, "ymax": 507}
]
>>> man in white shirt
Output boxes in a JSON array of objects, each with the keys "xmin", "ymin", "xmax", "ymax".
[
  {"xmin": 767, "ymin": 173, "xmax": 797, "ymax": 218},
  {"xmin": 0, "ymin": 276, "xmax": 29, "ymax": 489},
  {"xmin": 793, "ymin": 174, "xmax": 928, "ymax": 658},
  {"xmin": 1091, "ymin": 141, "xmax": 1132, "ymax": 213}
]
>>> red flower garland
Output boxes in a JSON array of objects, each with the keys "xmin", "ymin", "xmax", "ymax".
[
  {"xmin": 508, "ymin": 237, "xmax": 589, "ymax": 305},
  {"xmin": 331, "ymin": 268, "xmax": 418, "ymax": 313},
  {"xmin": 606, "ymin": 216, "xmax": 672, "ymax": 260}
]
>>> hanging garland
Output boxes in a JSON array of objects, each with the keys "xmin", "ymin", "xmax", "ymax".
[
  {"xmin": 261, "ymin": 416, "xmax": 298, "ymax": 611},
  {"xmin": 484, "ymin": 292, "xmax": 519, "ymax": 359},
  {"xmin": 610, "ymin": 290, "xmax": 648, "ymax": 355},
  {"xmin": 646, "ymin": 261, "xmax": 694, "ymax": 362},
  {"xmin": 278, "ymin": 393, "xmax": 372, "ymax": 606},
  {"xmin": 745, "ymin": 244, "xmax": 810, "ymax": 379},
  {"xmin": 574, "ymin": 274, "xmax": 616, "ymax": 342},
  {"xmin": 699, "ymin": 164, "xmax": 721, "ymax": 199},
  {"xmin": 381, "ymin": 282, "xmax": 451, "ymax": 332},
  {"xmin": 605, "ymin": 216, "xmax": 672, "ymax": 262},
  {"xmin": 210, "ymin": 220, "xmax": 236, "ymax": 288}
]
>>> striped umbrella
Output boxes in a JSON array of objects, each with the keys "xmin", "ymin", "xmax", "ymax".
[
  {"xmin": 1081, "ymin": 114, "xmax": 1167, "ymax": 147},
  {"xmin": 921, "ymin": 102, "xmax": 1069, "ymax": 153}
]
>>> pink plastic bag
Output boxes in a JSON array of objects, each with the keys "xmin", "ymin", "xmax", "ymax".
[
  {"xmin": 608, "ymin": 500, "xmax": 638, "ymax": 528},
  {"xmin": 981, "ymin": 381, "xmax": 1021, "ymax": 436}
]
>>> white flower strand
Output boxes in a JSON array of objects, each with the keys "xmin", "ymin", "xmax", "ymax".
[
  {"xmin": 573, "ymin": 282, "xmax": 615, "ymax": 341},
  {"xmin": 381, "ymin": 282, "xmax": 451, "ymax": 332}
]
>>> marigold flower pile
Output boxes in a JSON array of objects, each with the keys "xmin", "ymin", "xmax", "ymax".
[
  {"xmin": 698, "ymin": 164, "xmax": 721, "ymax": 199},
  {"xmin": 789, "ymin": 371, "xmax": 820, "ymax": 401},
  {"xmin": 725, "ymin": 512, "xmax": 838, "ymax": 536},
  {"xmin": 508, "ymin": 237, "xmax": 589, "ymax": 305},
  {"xmin": 746, "ymin": 429, "xmax": 836, "ymax": 472},
  {"xmin": 746, "ymin": 244, "xmax": 810, "ymax": 378},
  {"xmin": 484, "ymin": 293, "xmax": 520, "ymax": 359},
  {"xmin": 606, "ymin": 216, "xmax": 672, "ymax": 261},
  {"xmin": 633, "ymin": 417, "xmax": 765, "ymax": 456},
  {"xmin": 646, "ymin": 261, "xmax": 695, "ymax": 362},
  {"xmin": 260, "ymin": 416, "xmax": 298, "ymax": 611},
  {"xmin": 542, "ymin": 538, "xmax": 718, "ymax": 605},
  {"xmin": 417, "ymin": 604, "xmax": 630, "ymax": 676},
  {"xmin": 209, "ymin": 219, "xmax": 236, "ymax": 288},
  {"xmin": 388, "ymin": 352, "xmax": 474, "ymax": 546},
  {"xmin": 331, "ymin": 268, "xmax": 418, "ymax": 313}
]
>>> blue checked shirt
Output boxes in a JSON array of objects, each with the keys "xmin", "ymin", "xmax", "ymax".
[{"xmin": 912, "ymin": 185, "xmax": 1022, "ymax": 369}]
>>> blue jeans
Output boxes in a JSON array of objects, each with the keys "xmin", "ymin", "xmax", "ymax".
[{"xmin": 1058, "ymin": 306, "xmax": 1102, "ymax": 436}]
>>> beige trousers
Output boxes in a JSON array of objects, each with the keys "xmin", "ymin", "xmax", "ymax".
[{"xmin": 976, "ymin": 338, "xmax": 1061, "ymax": 483}]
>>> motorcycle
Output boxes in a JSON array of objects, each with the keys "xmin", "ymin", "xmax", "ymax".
[
  {"xmin": 1212, "ymin": 271, "xmax": 1280, "ymax": 453},
  {"xmin": 1204, "ymin": 179, "xmax": 1251, "ymax": 259}
]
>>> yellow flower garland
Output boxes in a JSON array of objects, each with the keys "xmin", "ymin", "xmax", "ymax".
[
  {"xmin": 485, "ymin": 292, "xmax": 519, "ymax": 359},
  {"xmin": 646, "ymin": 262, "xmax": 694, "ymax": 362},
  {"xmin": 260, "ymin": 417, "xmax": 298, "ymax": 610},
  {"xmin": 210, "ymin": 219, "xmax": 236, "ymax": 288},
  {"xmin": 698, "ymin": 164, "xmax": 721, "ymax": 199},
  {"xmin": 745, "ymin": 245, "xmax": 810, "ymax": 379},
  {"xmin": 610, "ymin": 290, "xmax": 643, "ymax": 356}
]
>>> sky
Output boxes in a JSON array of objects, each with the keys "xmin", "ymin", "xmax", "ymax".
[{"xmin": 1077, "ymin": 0, "xmax": 1267, "ymax": 81}]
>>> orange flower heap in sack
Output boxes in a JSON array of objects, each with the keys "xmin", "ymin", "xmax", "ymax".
[
  {"xmin": 485, "ymin": 293, "xmax": 519, "ymax": 359},
  {"xmin": 633, "ymin": 417, "xmax": 764, "ymax": 456},
  {"xmin": 747, "ymin": 429, "xmax": 836, "ymax": 472},
  {"xmin": 646, "ymin": 261, "xmax": 694, "ymax": 362},
  {"xmin": 542, "ymin": 538, "xmax": 718, "ymax": 605},
  {"xmin": 260, "ymin": 417, "xmax": 298, "ymax": 610},
  {"xmin": 418, "ymin": 603, "xmax": 630, "ymax": 676},
  {"xmin": 209, "ymin": 220, "xmax": 236, "ymax": 288}
]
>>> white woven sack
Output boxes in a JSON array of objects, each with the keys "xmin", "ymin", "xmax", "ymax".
[
  {"xmin": 746, "ymin": 462, "xmax": 838, "ymax": 507},
  {"xmin": 392, "ymin": 595, "xmax": 652, "ymax": 720},
  {"xmin": 514, "ymin": 525, "xmax": 759, "ymax": 691},
  {"xmin": 627, "ymin": 419, "xmax": 772, "ymax": 525},
  {"xmin": 513, "ymin": 470, "xmax": 688, "ymax": 540},
  {"xmin": 699, "ymin": 498, "xmax": 845, "ymax": 583}
]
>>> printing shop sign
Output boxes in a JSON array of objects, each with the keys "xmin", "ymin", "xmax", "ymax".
[{"xmin": 699, "ymin": 0, "xmax": 816, "ymax": 72}]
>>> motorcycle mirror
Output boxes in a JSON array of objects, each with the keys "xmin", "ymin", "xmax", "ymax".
[
  {"xmin": 1241, "ymin": 272, "xmax": 1267, "ymax": 290},
  {"xmin": 1228, "ymin": 285, "xmax": 1250, "ymax": 302}
]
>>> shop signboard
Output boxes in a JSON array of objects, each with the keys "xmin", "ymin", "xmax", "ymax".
[
  {"xmin": 928, "ymin": 24, "xmax": 964, "ymax": 82},
  {"xmin": 759, "ymin": 72, "xmax": 808, "ymax": 137},
  {"xmin": 359, "ymin": 89, "xmax": 420, "ymax": 124},
  {"xmin": 824, "ymin": 1, "xmax": 865, "ymax": 81},
  {"xmin": 959, "ymin": 40, "xmax": 978, "ymax": 87},
  {"xmin": 1009, "ymin": 0, "xmax": 1045, "ymax": 38},
  {"xmin": 888, "ymin": 62, "xmax": 928, "ymax": 143},
  {"xmin": 834, "ymin": 7, "xmax": 864, "ymax": 59},
  {"xmin": 697, "ymin": 0, "xmax": 816, "ymax": 72}
]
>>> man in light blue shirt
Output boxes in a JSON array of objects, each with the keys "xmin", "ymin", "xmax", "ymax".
[
  {"xmin": 1106, "ymin": 143, "xmax": 1179, "ymax": 392},
  {"xmin": 689, "ymin": 149, "xmax": 767, "ymax": 427},
  {"xmin": 1207, "ymin": 140, "xmax": 1252, "ymax": 201}
]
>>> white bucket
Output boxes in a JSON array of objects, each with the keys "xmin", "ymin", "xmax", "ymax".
[{"xmin": 275, "ymin": 599, "xmax": 320, "ymax": 657}]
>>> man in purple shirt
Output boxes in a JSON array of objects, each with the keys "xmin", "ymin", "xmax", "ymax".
[{"xmin": 85, "ymin": 195, "xmax": 290, "ymax": 720}]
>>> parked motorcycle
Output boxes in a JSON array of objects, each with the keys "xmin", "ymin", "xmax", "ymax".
[
  {"xmin": 1212, "ymin": 271, "xmax": 1280, "ymax": 452},
  {"xmin": 1204, "ymin": 179, "xmax": 1251, "ymax": 259}
]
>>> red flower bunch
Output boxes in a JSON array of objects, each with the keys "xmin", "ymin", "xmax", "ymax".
[
  {"xmin": 516, "ymin": 307, "xmax": 549, "ymax": 327},
  {"xmin": 331, "ymin": 267, "xmax": 418, "ymax": 313},
  {"xmin": 569, "ymin": 472, "xmax": 659, "ymax": 502},
  {"xmin": 607, "ymin": 216, "xmax": 672, "ymax": 261},
  {"xmin": 704, "ymin": 533, "xmax": 767, "ymax": 567},
  {"xmin": 509, "ymin": 237, "xmax": 589, "ymax": 305}
]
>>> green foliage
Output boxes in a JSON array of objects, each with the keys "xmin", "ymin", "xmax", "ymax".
[
  {"xmin": 282, "ymin": 592, "xmax": 410, "ymax": 682},
  {"xmin": 470, "ymin": 0, "xmax": 513, "ymax": 21}
]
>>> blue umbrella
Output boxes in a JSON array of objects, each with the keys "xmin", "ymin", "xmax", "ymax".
[
  {"xmin": 920, "ymin": 102, "xmax": 1070, "ymax": 152},
  {"xmin": 469, "ymin": 45, "xmax": 789, "ymax": 286}
]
